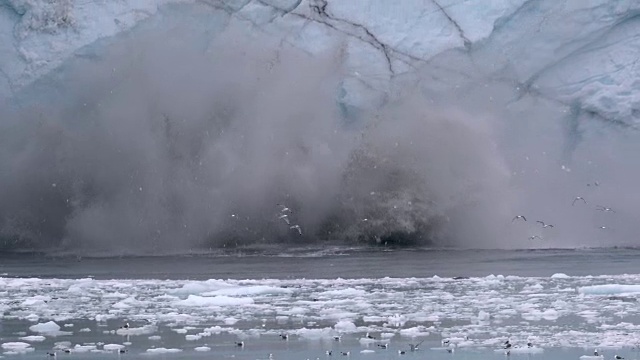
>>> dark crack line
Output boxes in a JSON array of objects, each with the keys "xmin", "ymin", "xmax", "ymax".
[
  {"xmin": 255, "ymin": 0, "xmax": 302, "ymax": 16},
  {"xmin": 257, "ymin": 0, "xmax": 427, "ymax": 74},
  {"xmin": 432, "ymin": 0, "xmax": 471, "ymax": 49},
  {"xmin": 198, "ymin": 0, "xmax": 311, "ymax": 59},
  {"xmin": 314, "ymin": 1, "xmax": 394, "ymax": 74}
]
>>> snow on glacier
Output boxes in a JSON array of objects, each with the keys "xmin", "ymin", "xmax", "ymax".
[{"xmin": 1, "ymin": 0, "xmax": 640, "ymax": 125}]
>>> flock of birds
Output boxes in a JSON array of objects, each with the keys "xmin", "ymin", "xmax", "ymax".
[
  {"xmin": 276, "ymin": 203, "xmax": 303, "ymax": 236},
  {"xmin": 511, "ymin": 182, "xmax": 618, "ymax": 242}
]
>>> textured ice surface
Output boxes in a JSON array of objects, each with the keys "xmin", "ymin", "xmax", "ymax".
[{"xmin": 1, "ymin": 0, "xmax": 640, "ymax": 126}]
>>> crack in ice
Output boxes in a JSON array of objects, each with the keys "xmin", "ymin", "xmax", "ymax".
[{"xmin": 431, "ymin": 0, "xmax": 471, "ymax": 49}]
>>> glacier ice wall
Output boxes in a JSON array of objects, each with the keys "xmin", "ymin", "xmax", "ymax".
[{"xmin": 1, "ymin": 0, "xmax": 640, "ymax": 254}]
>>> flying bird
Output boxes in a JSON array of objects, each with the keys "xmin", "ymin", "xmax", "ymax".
[
  {"xmin": 536, "ymin": 221, "xmax": 554, "ymax": 228},
  {"xmin": 290, "ymin": 225, "xmax": 302, "ymax": 236},
  {"xmin": 596, "ymin": 205, "xmax": 615, "ymax": 213},
  {"xmin": 572, "ymin": 196, "xmax": 587, "ymax": 205},
  {"xmin": 528, "ymin": 235, "xmax": 543, "ymax": 240},
  {"xmin": 512, "ymin": 215, "xmax": 527, "ymax": 222},
  {"xmin": 278, "ymin": 214, "xmax": 290, "ymax": 224},
  {"xmin": 277, "ymin": 204, "xmax": 291, "ymax": 213}
]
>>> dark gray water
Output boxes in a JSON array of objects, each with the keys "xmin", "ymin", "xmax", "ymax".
[{"xmin": 1, "ymin": 247, "xmax": 639, "ymax": 279}]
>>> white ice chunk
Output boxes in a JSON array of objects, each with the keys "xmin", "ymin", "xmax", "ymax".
[
  {"xmin": 334, "ymin": 320, "xmax": 356, "ymax": 333},
  {"xmin": 202, "ymin": 285, "xmax": 292, "ymax": 297},
  {"xmin": 74, "ymin": 344, "xmax": 97, "ymax": 352},
  {"xmin": 116, "ymin": 325, "xmax": 157, "ymax": 336},
  {"xmin": 2, "ymin": 342, "xmax": 32, "ymax": 350},
  {"xmin": 103, "ymin": 344, "xmax": 125, "ymax": 351},
  {"xmin": 19, "ymin": 336, "xmax": 45, "ymax": 342},
  {"xmin": 495, "ymin": 347, "xmax": 544, "ymax": 354},
  {"xmin": 578, "ymin": 284, "xmax": 640, "ymax": 295},
  {"xmin": 176, "ymin": 295, "xmax": 254, "ymax": 307},
  {"xmin": 29, "ymin": 321, "xmax": 60, "ymax": 333},
  {"xmin": 146, "ymin": 348, "xmax": 183, "ymax": 354}
]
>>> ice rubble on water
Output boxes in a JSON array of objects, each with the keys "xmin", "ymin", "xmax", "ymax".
[{"xmin": 0, "ymin": 273, "xmax": 640, "ymax": 355}]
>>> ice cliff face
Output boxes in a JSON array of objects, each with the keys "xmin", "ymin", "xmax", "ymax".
[
  {"xmin": 1, "ymin": 0, "xmax": 640, "ymax": 253},
  {"xmin": 2, "ymin": 0, "xmax": 639, "ymax": 126}
]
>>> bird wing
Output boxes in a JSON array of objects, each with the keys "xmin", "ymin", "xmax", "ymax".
[{"xmin": 536, "ymin": 220, "xmax": 544, "ymax": 225}]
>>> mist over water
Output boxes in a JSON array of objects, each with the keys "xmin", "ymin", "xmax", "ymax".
[{"xmin": 1, "ymin": 9, "xmax": 639, "ymax": 255}]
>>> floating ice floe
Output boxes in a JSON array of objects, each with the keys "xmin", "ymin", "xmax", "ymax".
[
  {"xmin": 3, "ymin": 274, "xmax": 640, "ymax": 350},
  {"xmin": 146, "ymin": 348, "xmax": 182, "ymax": 354},
  {"xmin": 116, "ymin": 324, "xmax": 157, "ymax": 336},
  {"xmin": 176, "ymin": 295, "xmax": 254, "ymax": 307},
  {"xmin": 19, "ymin": 336, "xmax": 45, "ymax": 342},
  {"xmin": 103, "ymin": 344, "xmax": 125, "ymax": 351},
  {"xmin": 202, "ymin": 285, "xmax": 292, "ymax": 297},
  {"xmin": 1, "ymin": 342, "xmax": 32, "ymax": 350},
  {"xmin": 29, "ymin": 321, "xmax": 60, "ymax": 333},
  {"xmin": 73, "ymin": 344, "xmax": 97, "ymax": 352},
  {"xmin": 494, "ymin": 347, "xmax": 544, "ymax": 354},
  {"xmin": 578, "ymin": 284, "xmax": 640, "ymax": 295}
]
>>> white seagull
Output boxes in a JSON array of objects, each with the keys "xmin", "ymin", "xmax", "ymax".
[
  {"xmin": 278, "ymin": 214, "xmax": 290, "ymax": 224},
  {"xmin": 536, "ymin": 221, "xmax": 554, "ymax": 228},
  {"xmin": 512, "ymin": 215, "xmax": 527, "ymax": 222},
  {"xmin": 528, "ymin": 235, "xmax": 543, "ymax": 240},
  {"xmin": 290, "ymin": 225, "xmax": 302, "ymax": 235},
  {"xmin": 572, "ymin": 196, "xmax": 587, "ymax": 205},
  {"xmin": 277, "ymin": 204, "xmax": 291, "ymax": 213},
  {"xmin": 596, "ymin": 205, "xmax": 615, "ymax": 213}
]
